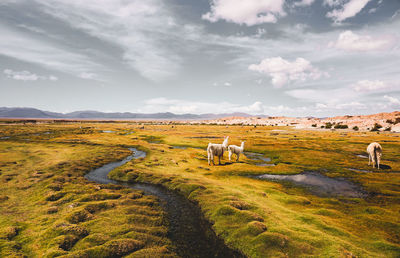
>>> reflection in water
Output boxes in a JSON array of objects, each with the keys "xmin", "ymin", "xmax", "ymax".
[{"xmin": 255, "ymin": 172, "xmax": 365, "ymax": 198}]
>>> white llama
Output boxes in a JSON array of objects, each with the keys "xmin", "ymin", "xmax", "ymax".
[
  {"xmin": 367, "ymin": 142, "xmax": 382, "ymax": 169},
  {"xmin": 228, "ymin": 141, "xmax": 245, "ymax": 162},
  {"xmin": 207, "ymin": 136, "xmax": 229, "ymax": 165}
]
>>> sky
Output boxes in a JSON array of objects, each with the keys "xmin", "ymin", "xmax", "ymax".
[{"xmin": 1, "ymin": 0, "xmax": 400, "ymax": 117}]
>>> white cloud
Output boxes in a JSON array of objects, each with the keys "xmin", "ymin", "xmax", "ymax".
[
  {"xmin": 79, "ymin": 72, "xmax": 98, "ymax": 80},
  {"xmin": 33, "ymin": 0, "xmax": 189, "ymax": 81},
  {"xmin": 249, "ymin": 57, "xmax": 327, "ymax": 87},
  {"xmin": 351, "ymin": 80, "xmax": 389, "ymax": 92},
  {"xmin": 202, "ymin": 0, "xmax": 286, "ymax": 26},
  {"xmin": 3, "ymin": 69, "xmax": 58, "ymax": 81},
  {"xmin": 323, "ymin": 0, "xmax": 345, "ymax": 7},
  {"xmin": 139, "ymin": 97, "xmax": 264, "ymax": 114},
  {"xmin": 0, "ymin": 25, "xmax": 102, "ymax": 79},
  {"xmin": 329, "ymin": 30, "xmax": 396, "ymax": 51},
  {"xmin": 294, "ymin": 0, "xmax": 315, "ymax": 7},
  {"xmin": 326, "ymin": 0, "xmax": 371, "ymax": 23},
  {"xmin": 384, "ymin": 95, "xmax": 400, "ymax": 106}
]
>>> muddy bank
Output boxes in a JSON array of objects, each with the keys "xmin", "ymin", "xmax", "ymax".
[
  {"xmin": 253, "ymin": 172, "xmax": 365, "ymax": 198},
  {"xmin": 85, "ymin": 148, "xmax": 244, "ymax": 257}
]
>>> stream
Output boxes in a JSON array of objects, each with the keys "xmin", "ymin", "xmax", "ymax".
[{"xmin": 85, "ymin": 148, "xmax": 244, "ymax": 258}]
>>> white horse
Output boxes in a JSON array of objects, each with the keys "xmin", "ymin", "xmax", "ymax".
[
  {"xmin": 367, "ymin": 142, "xmax": 382, "ymax": 169},
  {"xmin": 228, "ymin": 141, "xmax": 245, "ymax": 162},
  {"xmin": 207, "ymin": 136, "xmax": 229, "ymax": 165}
]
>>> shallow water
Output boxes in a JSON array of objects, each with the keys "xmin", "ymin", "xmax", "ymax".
[
  {"xmin": 85, "ymin": 148, "xmax": 243, "ymax": 257},
  {"xmin": 0, "ymin": 136, "xmax": 10, "ymax": 140},
  {"xmin": 245, "ymin": 152, "xmax": 275, "ymax": 167},
  {"xmin": 347, "ymin": 168, "xmax": 372, "ymax": 173},
  {"xmin": 254, "ymin": 172, "xmax": 365, "ymax": 198},
  {"xmin": 171, "ymin": 145, "xmax": 188, "ymax": 149},
  {"xmin": 102, "ymin": 130, "xmax": 115, "ymax": 133},
  {"xmin": 356, "ymin": 154, "xmax": 368, "ymax": 159}
]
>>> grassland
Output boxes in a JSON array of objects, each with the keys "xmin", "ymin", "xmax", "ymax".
[{"xmin": 0, "ymin": 121, "xmax": 399, "ymax": 257}]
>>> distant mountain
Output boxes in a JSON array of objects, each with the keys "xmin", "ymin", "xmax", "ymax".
[{"xmin": 0, "ymin": 107, "xmax": 263, "ymax": 120}]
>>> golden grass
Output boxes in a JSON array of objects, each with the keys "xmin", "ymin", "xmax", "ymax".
[{"xmin": 1, "ymin": 122, "xmax": 399, "ymax": 257}]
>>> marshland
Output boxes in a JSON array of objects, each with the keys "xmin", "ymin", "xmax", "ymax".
[{"xmin": 0, "ymin": 121, "xmax": 399, "ymax": 257}]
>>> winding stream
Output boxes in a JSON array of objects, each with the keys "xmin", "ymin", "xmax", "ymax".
[{"xmin": 85, "ymin": 148, "xmax": 243, "ymax": 258}]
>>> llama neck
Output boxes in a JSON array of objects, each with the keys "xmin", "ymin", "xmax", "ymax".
[{"xmin": 240, "ymin": 142, "xmax": 244, "ymax": 149}]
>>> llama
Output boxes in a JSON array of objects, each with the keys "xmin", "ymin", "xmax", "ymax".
[
  {"xmin": 207, "ymin": 136, "xmax": 229, "ymax": 165},
  {"xmin": 228, "ymin": 141, "xmax": 245, "ymax": 162},
  {"xmin": 367, "ymin": 142, "xmax": 382, "ymax": 169}
]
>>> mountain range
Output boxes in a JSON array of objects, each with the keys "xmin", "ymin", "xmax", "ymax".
[{"xmin": 0, "ymin": 107, "xmax": 262, "ymax": 120}]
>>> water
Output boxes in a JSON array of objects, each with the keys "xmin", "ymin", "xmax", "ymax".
[
  {"xmin": 85, "ymin": 148, "xmax": 243, "ymax": 258},
  {"xmin": 0, "ymin": 136, "xmax": 10, "ymax": 140},
  {"xmin": 102, "ymin": 130, "xmax": 115, "ymax": 133},
  {"xmin": 254, "ymin": 172, "xmax": 365, "ymax": 198},
  {"xmin": 356, "ymin": 154, "xmax": 368, "ymax": 159},
  {"xmin": 171, "ymin": 146, "xmax": 188, "ymax": 149},
  {"xmin": 347, "ymin": 168, "xmax": 372, "ymax": 173},
  {"xmin": 245, "ymin": 152, "xmax": 275, "ymax": 167}
]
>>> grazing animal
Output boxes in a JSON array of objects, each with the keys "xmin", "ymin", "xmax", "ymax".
[
  {"xmin": 367, "ymin": 142, "xmax": 382, "ymax": 169},
  {"xmin": 207, "ymin": 136, "xmax": 229, "ymax": 165},
  {"xmin": 228, "ymin": 141, "xmax": 245, "ymax": 162}
]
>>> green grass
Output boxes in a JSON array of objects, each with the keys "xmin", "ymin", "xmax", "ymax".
[{"xmin": 1, "ymin": 122, "xmax": 399, "ymax": 257}]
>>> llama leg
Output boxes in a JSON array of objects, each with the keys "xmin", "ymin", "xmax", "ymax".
[
  {"xmin": 211, "ymin": 154, "xmax": 215, "ymax": 166},
  {"xmin": 377, "ymin": 158, "xmax": 380, "ymax": 169},
  {"xmin": 237, "ymin": 153, "xmax": 240, "ymax": 162},
  {"xmin": 229, "ymin": 150, "xmax": 232, "ymax": 161},
  {"xmin": 208, "ymin": 151, "xmax": 210, "ymax": 166},
  {"xmin": 368, "ymin": 154, "xmax": 371, "ymax": 166},
  {"xmin": 218, "ymin": 155, "xmax": 221, "ymax": 165}
]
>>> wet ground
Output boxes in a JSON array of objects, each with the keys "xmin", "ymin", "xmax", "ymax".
[
  {"xmin": 245, "ymin": 152, "xmax": 275, "ymax": 167},
  {"xmin": 253, "ymin": 171, "xmax": 365, "ymax": 198},
  {"xmin": 85, "ymin": 148, "xmax": 244, "ymax": 258}
]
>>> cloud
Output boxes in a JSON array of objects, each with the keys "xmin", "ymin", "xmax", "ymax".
[
  {"xmin": 294, "ymin": 0, "xmax": 315, "ymax": 7},
  {"xmin": 79, "ymin": 72, "xmax": 99, "ymax": 80},
  {"xmin": 202, "ymin": 0, "xmax": 286, "ymax": 26},
  {"xmin": 33, "ymin": 0, "xmax": 191, "ymax": 81},
  {"xmin": 0, "ymin": 25, "xmax": 102, "ymax": 80},
  {"xmin": 323, "ymin": 0, "xmax": 345, "ymax": 7},
  {"xmin": 329, "ymin": 30, "xmax": 396, "ymax": 51},
  {"xmin": 139, "ymin": 97, "xmax": 264, "ymax": 114},
  {"xmin": 384, "ymin": 95, "xmax": 400, "ymax": 106},
  {"xmin": 351, "ymin": 80, "xmax": 389, "ymax": 92},
  {"xmin": 248, "ymin": 57, "xmax": 327, "ymax": 87},
  {"xmin": 326, "ymin": 0, "xmax": 371, "ymax": 23},
  {"xmin": 3, "ymin": 69, "xmax": 58, "ymax": 81}
]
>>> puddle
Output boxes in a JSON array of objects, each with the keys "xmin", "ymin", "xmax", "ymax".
[
  {"xmin": 0, "ymin": 136, "xmax": 10, "ymax": 140},
  {"xmin": 171, "ymin": 146, "xmax": 188, "ymax": 149},
  {"xmin": 102, "ymin": 130, "xmax": 115, "ymax": 133},
  {"xmin": 254, "ymin": 172, "xmax": 365, "ymax": 198},
  {"xmin": 347, "ymin": 168, "xmax": 372, "ymax": 173},
  {"xmin": 85, "ymin": 148, "xmax": 243, "ymax": 257},
  {"xmin": 355, "ymin": 154, "xmax": 368, "ymax": 159},
  {"xmin": 245, "ymin": 152, "xmax": 275, "ymax": 167}
]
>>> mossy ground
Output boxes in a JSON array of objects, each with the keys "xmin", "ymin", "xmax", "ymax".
[
  {"xmin": 0, "ymin": 123, "xmax": 174, "ymax": 257},
  {"xmin": 1, "ymin": 121, "xmax": 399, "ymax": 257}
]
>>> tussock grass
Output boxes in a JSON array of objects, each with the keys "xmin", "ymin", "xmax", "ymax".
[{"xmin": 1, "ymin": 122, "xmax": 399, "ymax": 257}]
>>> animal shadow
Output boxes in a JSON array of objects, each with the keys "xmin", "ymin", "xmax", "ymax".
[{"xmin": 379, "ymin": 164, "xmax": 392, "ymax": 170}]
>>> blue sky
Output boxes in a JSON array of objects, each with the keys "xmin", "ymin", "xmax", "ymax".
[{"xmin": 1, "ymin": 0, "xmax": 400, "ymax": 116}]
